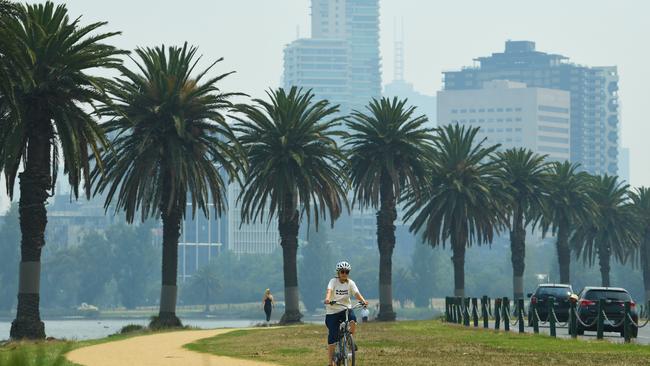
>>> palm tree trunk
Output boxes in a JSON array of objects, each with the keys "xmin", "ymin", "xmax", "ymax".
[
  {"xmin": 452, "ymin": 234, "xmax": 467, "ymax": 298},
  {"xmin": 556, "ymin": 224, "xmax": 571, "ymax": 284},
  {"xmin": 279, "ymin": 195, "xmax": 302, "ymax": 324},
  {"xmin": 598, "ymin": 239, "xmax": 611, "ymax": 287},
  {"xmin": 376, "ymin": 176, "xmax": 397, "ymax": 321},
  {"xmin": 10, "ymin": 127, "xmax": 50, "ymax": 340},
  {"xmin": 510, "ymin": 208, "xmax": 526, "ymax": 300},
  {"xmin": 152, "ymin": 172, "xmax": 182, "ymax": 328},
  {"xmin": 642, "ymin": 231, "xmax": 650, "ymax": 303}
]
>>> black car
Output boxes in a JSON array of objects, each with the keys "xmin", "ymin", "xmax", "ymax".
[
  {"xmin": 575, "ymin": 287, "xmax": 638, "ymax": 337},
  {"xmin": 527, "ymin": 284, "xmax": 573, "ymax": 326}
]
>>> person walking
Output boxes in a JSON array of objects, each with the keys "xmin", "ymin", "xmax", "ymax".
[{"xmin": 262, "ymin": 289, "xmax": 274, "ymax": 326}]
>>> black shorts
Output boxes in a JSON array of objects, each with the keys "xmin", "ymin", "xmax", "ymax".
[{"xmin": 325, "ymin": 310, "xmax": 356, "ymax": 345}]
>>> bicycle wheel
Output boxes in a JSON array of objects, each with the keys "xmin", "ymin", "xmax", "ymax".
[{"xmin": 344, "ymin": 334, "xmax": 355, "ymax": 366}]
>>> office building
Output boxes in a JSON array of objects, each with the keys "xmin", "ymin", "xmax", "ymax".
[
  {"xmin": 443, "ymin": 41, "xmax": 620, "ymax": 175},
  {"xmin": 283, "ymin": 39, "xmax": 351, "ymax": 114},
  {"xmin": 283, "ymin": 0, "xmax": 381, "ymax": 114},
  {"xmin": 438, "ymin": 80, "xmax": 571, "ymax": 161},
  {"xmin": 226, "ymin": 183, "xmax": 280, "ymax": 255},
  {"xmin": 178, "ymin": 203, "xmax": 226, "ymax": 282}
]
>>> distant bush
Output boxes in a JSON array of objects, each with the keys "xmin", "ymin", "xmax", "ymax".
[{"xmin": 119, "ymin": 324, "xmax": 145, "ymax": 334}]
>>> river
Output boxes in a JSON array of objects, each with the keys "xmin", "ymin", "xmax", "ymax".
[{"xmin": 0, "ymin": 318, "xmax": 258, "ymax": 341}]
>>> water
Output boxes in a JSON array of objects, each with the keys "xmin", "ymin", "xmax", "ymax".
[{"xmin": 0, "ymin": 318, "xmax": 257, "ymax": 341}]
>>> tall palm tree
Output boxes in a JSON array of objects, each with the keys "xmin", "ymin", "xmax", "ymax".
[
  {"xmin": 345, "ymin": 97, "xmax": 434, "ymax": 321},
  {"xmin": 573, "ymin": 175, "xmax": 638, "ymax": 287},
  {"xmin": 0, "ymin": 2, "xmax": 123, "ymax": 339},
  {"xmin": 404, "ymin": 124, "xmax": 506, "ymax": 298},
  {"xmin": 233, "ymin": 87, "xmax": 348, "ymax": 324},
  {"xmin": 540, "ymin": 162, "xmax": 594, "ymax": 284},
  {"xmin": 631, "ymin": 187, "xmax": 650, "ymax": 302},
  {"xmin": 94, "ymin": 43, "xmax": 242, "ymax": 328},
  {"xmin": 495, "ymin": 148, "xmax": 549, "ymax": 299}
]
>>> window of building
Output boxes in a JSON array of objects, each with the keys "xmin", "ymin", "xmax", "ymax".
[
  {"xmin": 478, "ymin": 109, "xmax": 485, "ymax": 113},
  {"xmin": 460, "ymin": 109, "xmax": 467, "ymax": 113},
  {"xmin": 539, "ymin": 105, "xmax": 569, "ymax": 114},
  {"xmin": 487, "ymin": 108, "xmax": 494, "ymax": 112},
  {"xmin": 469, "ymin": 109, "xmax": 476, "ymax": 113},
  {"xmin": 539, "ymin": 115, "xmax": 569, "ymax": 124},
  {"xmin": 497, "ymin": 108, "xmax": 504, "ymax": 112},
  {"xmin": 506, "ymin": 108, "xmax": 513, "ymax": 112},
  {"xmin": 451, "ymin": 109, "xmax": 458, "ymax": 114}
]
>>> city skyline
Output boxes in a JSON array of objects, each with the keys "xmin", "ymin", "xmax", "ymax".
[{"xmin": 3, "ymin": 0, "xmax": 646, "ymax": 191}]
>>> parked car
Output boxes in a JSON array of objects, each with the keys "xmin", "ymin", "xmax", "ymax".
[
  {"xmin": 527, "ymin": 284, "xmax": 573, "ymax": 326},
  {"xmin": 574, "ymin": 287, "xmax": 638, "ymax": 337}
]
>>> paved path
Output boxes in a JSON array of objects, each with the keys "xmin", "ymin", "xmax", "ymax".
[{"xmin": 66, "ymin": 329, "xmax": 277, "ymax": 366}]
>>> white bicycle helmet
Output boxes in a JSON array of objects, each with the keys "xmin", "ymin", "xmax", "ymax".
[{"xmin": 336, "ymin": 261, "xmax": 351, "ymax": 272}]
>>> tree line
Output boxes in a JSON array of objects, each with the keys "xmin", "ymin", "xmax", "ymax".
[{"xmin": 2, "ymin": 1, "xmax": 650, "ymax": 341}]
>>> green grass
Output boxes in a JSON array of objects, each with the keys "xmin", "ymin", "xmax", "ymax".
[{"xmin": 187, "ymin": 320, "xmax": 650, "ymax": 365}]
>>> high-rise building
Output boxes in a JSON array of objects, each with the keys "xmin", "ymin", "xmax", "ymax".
[
  {"xmin": 438, "ymin": 80, "xmax": 571, "ymax": 161},
  {"xmin": 226, "ymin": 183, "xmax": 280, "ymax": 255},
  {"xmin": 283, "ymin": 39, "xmax": 350, "ymax": 114},
  {"xmin": 178, "ymin": 203, "xmax": 226, "ymax": 282},
  {"xmin": 443, "ymin": 41, "xmax": 620, "ymax": 175},
  {"xmin": 283, "ymin": 0, "xmax": 381, "ymax": 114}
]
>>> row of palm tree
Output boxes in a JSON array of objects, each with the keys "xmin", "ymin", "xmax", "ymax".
[{"xmin": 2, "ymin": 2, "xmax": 649, "ymax": 341}]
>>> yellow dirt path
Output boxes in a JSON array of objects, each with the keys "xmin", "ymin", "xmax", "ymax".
[{"xmin": 66, "ymin": 329, "xmax": 277, "ymax": 366}]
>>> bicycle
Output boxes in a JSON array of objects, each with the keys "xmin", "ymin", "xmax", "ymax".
[{"xmin": 329, "ymin": 301, "xmax": 366, "ymax": 366}]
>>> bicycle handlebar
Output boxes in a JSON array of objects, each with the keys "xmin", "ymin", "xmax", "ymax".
[{"xmin": 328, "ymin": 301, "xmax": 367, "ymax": 309}]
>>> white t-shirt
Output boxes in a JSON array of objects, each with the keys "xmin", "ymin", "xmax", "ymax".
[{"xmin": 326, "ymin": 278, "xmax": 359, "ymax": 315}]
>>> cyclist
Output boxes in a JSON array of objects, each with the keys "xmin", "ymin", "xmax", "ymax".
[{"xmin": 324, "ymin": 261, "xmax": 369, "ymax": 366}]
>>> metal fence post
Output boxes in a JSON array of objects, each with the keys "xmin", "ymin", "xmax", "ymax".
[
  {"xmin": 624, "ymin": 301, "xmax": 631, "ymax": 343},
  {"xmin": 445, "ymin": 297, "xmax": 450, "ymax": 322},
  {"xmin": 503, "ymin": 297, "xmax": 510, "ymax": 332},
  {"xmin": 481, "ymin": 296, "xmax": 489, "ymax": 329},
  {"xmin": 464, "ymin": 297, "xmax": 471, "ymax": 327},
  {"xmin": 597, "ymin": 298, "xmax": 604, "ymax": 340},
  {"xmin": 569, "ymin": 297, "xmax": 577, "ymax": 339},
  {"xmin": 548, "ymin": 296, "xmax": 556, "ymax": 337},
  {"xmin": 495, "ymin": 298, "xmax": 501, "ymax": 330},
  {"xmin": 472, "ymin": 298, "xmax": 479, "ymax": 327},
  {"xmin": 518, "ymin": 299, "xmax": 525, "ymax": 333},
  {"xmin": 532, "ymin": 300, "xmax": 539, "ymax": 334}
]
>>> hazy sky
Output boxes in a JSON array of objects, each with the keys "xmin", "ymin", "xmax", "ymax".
[{"xmin": 1, "ymin": 0, "xmax": 648, "ymax": 213}]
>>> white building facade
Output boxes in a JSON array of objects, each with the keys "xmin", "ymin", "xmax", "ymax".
[{"xmin": 437, "ymin": 80, "xmax": 571, "ymax": 162}]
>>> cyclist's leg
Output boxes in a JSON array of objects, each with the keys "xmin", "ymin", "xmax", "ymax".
[
  {"xmin": 325, "ymin": 313, "xmax": 340, "ymax": 365},
  {"xmin": 348, "ymin": 310, "xmax": 358, "ymax": 335}
]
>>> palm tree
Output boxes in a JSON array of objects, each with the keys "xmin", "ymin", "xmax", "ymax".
[
  {"xmin": 495, "ymin": 148, "xmax": 549, "ymax": 299},
  {"xmin": 0, "ymin": 0, "xmax": 17, "ymax": 17},
  {"xmin": 631, "ymin": 187, "xmax": 650, "ymax": 302},
  {"xmin": 94, "ymin": 43, "xmax": 242, "ymax": 328},
  {"xmin": 233, "ymin": 87, "xmax": 348, "ymax": 324},
  {"xmin": 0, "ymin": 2, "xmax": 123, "ymax": 339},
  {"xmin": 540, "ymin": 162, "xmax": 594, "ymax": 284},
  {"xmin": 404, "ymin": 124, "xmax": 506, "ymax": 298},
  {"xmin": 188, "ymin": 264, "xmax": 221, "ymax": 313},
  {"xmin": 573, "ymin": 175, "xmax": 638, "ymax": 287},
  {"xmin": 345, "ymin": 97, "xmax": 434, "ymax": 321}
]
